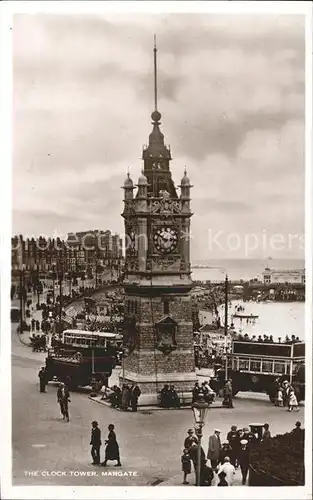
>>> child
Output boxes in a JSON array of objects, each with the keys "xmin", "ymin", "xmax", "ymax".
[
  {"xmin": 218, "ymin": 470, "xmax": 228, "ymax": 486},
  {"xmin": 276, "ymin": 386, "xmax": 283, "ymax": 407},
  {"xmin": 181, "ymin": 448, "xmax": 191, "ymax": 485},
  {"xmin": 288, "ymin": 390, "xmax": 300, "ymax": 412}
]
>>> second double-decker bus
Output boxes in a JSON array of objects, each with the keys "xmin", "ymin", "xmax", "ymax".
[{"xmin": 210, "ymin": 340, "xmax": 305, "ymax": 403}]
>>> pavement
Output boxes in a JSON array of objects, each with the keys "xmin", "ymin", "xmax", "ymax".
[{"xmin": 11, "ymin": 321, "xmax": 305, "ymax": 487}]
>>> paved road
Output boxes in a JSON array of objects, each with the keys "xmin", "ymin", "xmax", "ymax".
[{"xmin": 11, "ymin": 323, "xmax": 304, "ymax": 487}]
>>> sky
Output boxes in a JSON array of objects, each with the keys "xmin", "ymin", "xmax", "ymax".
[{"xmin": 12, "ymin": 13, "xmax": 305, "ymax": 261}]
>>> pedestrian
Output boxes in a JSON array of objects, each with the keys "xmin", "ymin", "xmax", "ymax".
[
  {"xmin": 184, "ymin": 429, "xmax": 198, "ymax": 450},
  {"xmin": 276, "ymin": 385, "xmax": 283, "ymax": 407},
  {"xmin": 57, "ymin": 382, "xmax": 71, "ymax": 422},
  {"xmin": 263, "ymin": 423, "xmax": 271, "ymax": 440},
  {"xmin": 188, "ymin": 440, "xmax": 205, "ymax": 475},
  {"xmin": 192, "ymin": 382, "xmax": 200, "ymax": 403},
  {"xmin": 217, "ymin": 470, "xmax": 228, "ymax": 486},
  {"xmin": 38, "ymin": 366, "xmax": 47, "ymax": 393},
  {"xmin": 238, "ymin": 439, "xmax": 250, "ymax": 485},
  {"xmin": 223, "ymin": 379, "xmax": 234, "ymax": 408},
  {"xmin": 288, "ymin": 390, "xmax": 300, "ymax": 412},
  {"xmin": 239, "ymin": 427, "xmax": 254, "ymax": 447},
  {"xmin": 217, "ymin": 456, "xmax": 235, "ymax": 486},
  {"xmin": 207, "ymin": 429, "xmax": 222, "ymax": 471},
  {"xmin": 101, "ymin": 424, "xmax": 121, "ymax": 467},
  {"xmin": 121, "ymin": 384, "xmax": 130, "ymax": 411},
  {"xmin": 130, "ymin": 384, "xmax": 141, "ymax": 412},
  {"xmin": 202, "ymin": 381, "xmax": 215, "ymax": 404},
  {"xmin": 219, "ymin": 441, "xmax": 233, "ymax": 464},
  {"xmin": 200, "ymin": 459, "xmax": 214, "ymax": 486},
  {"xmin": 90, "ymin": 421, "xmax": 101, "ymax": 465},
  {"xmin": 168, "ymin": 385, "xmax": 180, "ymax": 408},
  {"xmin": 160, "ymin": 384, "xmax": 170, "ymax": 408},
  {"xmin": 227, "ymin": 425, "xmax": 240, "ymax": 467},
  {"xmin": 291, "ymin": 420, "xmax": 302, "ymax": 436},
  {"xmin": 109, "ymin": 385, "xmax": 122, "ymax": 408},
  {"xmin": 181, "ymin": 448, "xmax": 191, "ymax": 484}
]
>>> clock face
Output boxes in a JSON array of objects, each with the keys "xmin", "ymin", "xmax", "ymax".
[{"xmin": 153, "ymin": 227, "xmax": 178, "ymax": 254}]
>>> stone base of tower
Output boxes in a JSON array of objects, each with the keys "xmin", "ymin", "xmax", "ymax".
[{"xmin": 119, "ymin": 348, "xmax": 197, "ymax": 406}]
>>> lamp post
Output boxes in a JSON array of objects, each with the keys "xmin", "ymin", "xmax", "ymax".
[
  {"xmin": 224, "ymin": 274, "xmax": 229, "ymax": 381},
  {"xmin": 19, "ymin": 264, "xmax": 26, "ymax": 334},
  {"xmin": 192, "ymin": 391, "xmax": 209, "ymax": 486},
  {"xmin": 34, "ymin": 263, "xmax": 40, "ymax": 306}
]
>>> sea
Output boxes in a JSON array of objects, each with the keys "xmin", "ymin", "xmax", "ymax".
[
  {"xmin": 191, "ymin": 258, "xmax": 305, "ymax": 342},
  {"xmin": 191, "ymin": 258, "xmax": 305, "ymax": 283},
  {"xmin": 218, "ymin": 300, "xmax": 304, "ymax": 342}
]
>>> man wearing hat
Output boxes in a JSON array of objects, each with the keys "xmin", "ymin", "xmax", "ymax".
[
  {"xmin": 57, "ymin": 382, "xmax": 71, "ymax": 422},
  {"xmin": 38, "ymin": 366, "xmax": 47, "ymax": 393},
  {"xmin": 90, "ymin": 421, "xmax": 101, "ymax": 465},
  {"xmin": 184, "ymin": 429, "xmax": 198, "ymax": 450},
  {"xmin": 227, "ymin": 425, "xmax": 240, "ymax": 467},
  {"xmin": 207, "ymin": 429, "xmax": 222, "ymax": 471},
  {"xmin": 238, "ymin": 439, "xmax": 250, "ymax": 485}
]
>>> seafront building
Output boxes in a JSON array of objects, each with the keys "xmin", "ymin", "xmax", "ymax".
[{"xmin": 262, "ymin": 268, "xmax": 305, "ymax": 285}]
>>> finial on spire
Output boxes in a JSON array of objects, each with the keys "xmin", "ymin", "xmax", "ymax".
[
  {"xmin": 153, "ymin": 34, "xmax": 158, "ymax": 113},
  {"xmin": 127, "ymin": 166, "xmax": 130, "ymax": 177},
  {"xmin": 184, "ymin": 166, "xmax": 187, "ymax": 176}
]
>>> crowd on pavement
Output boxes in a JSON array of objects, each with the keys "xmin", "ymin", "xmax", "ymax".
[
  {"xmin": 107, "ymin": 383, "xmax": 141, "ymax": 412},
  {"xmin": 180, "ymin": 424, "xmax": 266, "ymax": 486},
  {"xmin": 180, "ymin": 420, "xmax": 303, "ymax": 486}
]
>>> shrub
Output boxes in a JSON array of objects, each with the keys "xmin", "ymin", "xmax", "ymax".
[{"xmin": 250, "ymin": 429, "xmax": 305, "ymax": 485}]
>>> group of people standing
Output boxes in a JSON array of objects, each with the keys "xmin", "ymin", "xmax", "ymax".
[
  {"xmin": 159, "ymin": 384, "xmax": 180, "ymax": 408},
  {"xmin": 192, "ymin": 381, "xmax": 215, "ymax": 404},
  {"xmin": 181, "ymin": 423, "xmax": 272, "ymax": 486},
  {"xmin": 108, "ymin": 383, "xmax": 141, "ymax": 412},
  {"xmin": 192, "ymin": 378, "xmax": 234, "ymax": 408},
  {"xmin": 274, "ymin": 379, "xmax": 300, "ymax": 411}
]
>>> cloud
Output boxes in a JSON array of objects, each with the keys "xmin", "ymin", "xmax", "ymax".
[{"xmin": 12, "ymin": 13, "xmax": 305, "ymax": 260}]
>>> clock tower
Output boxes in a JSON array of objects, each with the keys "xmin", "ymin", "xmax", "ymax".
[{"xmin": 121, "ymin": 38, "xmax": 197, "ymax": 404}]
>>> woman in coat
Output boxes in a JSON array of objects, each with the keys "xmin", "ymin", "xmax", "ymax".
[{"xmin": 101, "ymin": 424, "xmax": 121, "ymax": 466}]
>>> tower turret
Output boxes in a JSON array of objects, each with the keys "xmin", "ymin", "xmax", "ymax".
[
  {"xmin": 137, "ymin": 170, "xmax": 148, "ymax": 199},
  {"xmin": 179, "ymin": 168, "xmax": 192, "ymax": 199},
  {"xmin": 122, "ymin": 172, "xmax": 134, "ymax": 200}
]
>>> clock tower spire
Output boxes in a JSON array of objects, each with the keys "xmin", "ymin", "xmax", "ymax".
[
  {"xmin": 153, "ymin": 34, "xmax": 158, "ymax": 113},
  {"xmin": 121, "ymin": 37, "xmax": 196, "ymax": 405},
  {"xmin": 142, "ymin": 37, "xmax": 176, "ymax": 198}
]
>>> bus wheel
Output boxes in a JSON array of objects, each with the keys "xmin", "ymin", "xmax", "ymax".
[{"xmin": 269, "ymin": 394, "xmax": 276, "ymax": 404}]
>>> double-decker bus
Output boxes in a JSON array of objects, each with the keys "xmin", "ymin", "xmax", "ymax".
[
  {"xmin": 210, "ymin": 340, "xmax": 305, "ymax": 403},
  {"xmin": 45, "ymin": 330, "xmax": 122, "ymax": 389}
]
